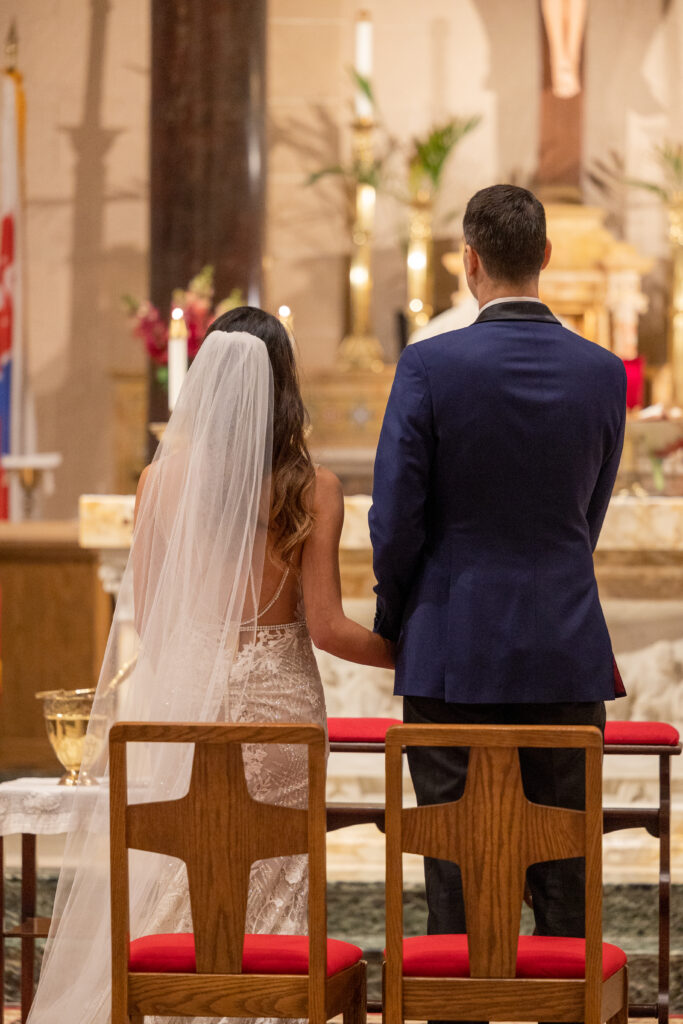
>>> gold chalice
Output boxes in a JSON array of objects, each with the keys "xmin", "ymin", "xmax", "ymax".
[
  {"xmin": 36, "ymin": 688, "xmax": 98, "ymax": 786},
  {"xmin": 36, "ymin": 658, "xmax": 137, "ymax": 785}
]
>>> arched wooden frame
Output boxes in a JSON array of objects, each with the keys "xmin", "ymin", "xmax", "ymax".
[
  {"xmin": 109, "ymin": 722, "xmax": 365, "ymax": 1024},
  {"xmin": 384, "ymin": 723, "xmax": 628, "ymax": 1024}
]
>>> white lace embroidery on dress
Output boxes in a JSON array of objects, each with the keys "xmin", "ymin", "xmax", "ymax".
[{"xmin": 149, "ymin": 594, "xmax": 328, "ymax": 1024}]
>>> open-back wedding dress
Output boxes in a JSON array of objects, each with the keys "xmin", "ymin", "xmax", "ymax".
[{"xmin": 26, "ymin": 331, "xmax": 326, "ymax": 1024}]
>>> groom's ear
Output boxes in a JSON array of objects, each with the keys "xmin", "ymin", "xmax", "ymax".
[
  {"xmin": 463, "ymin": 243, "xmax": 478, "ymax": 277},
  {"xmin": 463, "ymin": 244, "xmax": 482, "ymax": 296},
  {"xmin": 541, "ymin": 237, "xmax": 552, "ymax": 271}
]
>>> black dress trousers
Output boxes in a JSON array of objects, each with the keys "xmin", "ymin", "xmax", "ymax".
[{"xmin": 403, "ymin": 696, "xmax": 606, "ymax": 1024}]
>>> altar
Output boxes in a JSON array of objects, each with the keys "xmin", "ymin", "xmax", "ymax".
[{"xmin": 76, "ymin": 491, "xmax": 683, "ymax": 806}]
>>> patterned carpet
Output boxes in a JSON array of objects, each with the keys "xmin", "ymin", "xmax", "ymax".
[{"xmin": 2, "ymin": 876, "xmax": 681, "ymax": 1012}]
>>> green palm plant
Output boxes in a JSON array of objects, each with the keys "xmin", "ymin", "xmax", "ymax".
[
  {"xmin": 305, "ymin": 71, "xmax": 392, "ymax": 203},
  {"xmin": 407, "ymin": 115, "xmax": 481, "ymax": 199},
  {"xmin": 626, "ymin": 141, "xmax": 683, "ymax": 202}
]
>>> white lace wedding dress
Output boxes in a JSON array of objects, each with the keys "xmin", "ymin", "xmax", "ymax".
[{"xmin": 150, "ymin": 569, "xmax": 327, "ymax": 1024}]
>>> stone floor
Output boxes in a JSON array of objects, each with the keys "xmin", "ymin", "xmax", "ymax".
[
  {"xmin": 3, "ymin": 779, "xmax": 683, "ymax": 1012},
  {"xmin": 1, "ymin": 874, "xmax": 679, "ymax": 1011}
]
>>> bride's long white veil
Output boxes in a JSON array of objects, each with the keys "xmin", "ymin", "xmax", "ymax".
[{"xmin": 27, "ymin": 330, "xmax": 274, "ymax": 1024}]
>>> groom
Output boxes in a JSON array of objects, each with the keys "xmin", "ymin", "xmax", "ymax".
[{"xmin": 370, "ymin": 185, "xmax": 626, "ymax": 962}]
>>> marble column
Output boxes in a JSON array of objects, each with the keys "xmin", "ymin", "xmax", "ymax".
[{"xmin": 149, "ymin": 0, "xmax": 267, "ymax": 425}]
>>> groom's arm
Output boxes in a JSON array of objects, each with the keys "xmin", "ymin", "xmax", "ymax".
[
  {"xmin": 586, "ymin": 364, "xmax": 627, "ymax": 551},
  {"xmin": 369, "ymin": 343, "xmax": 434, "ymax": 644}
]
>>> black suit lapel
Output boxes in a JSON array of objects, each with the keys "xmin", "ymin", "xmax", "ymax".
[{"xmin": 474, "ymin": 300, "xmax": 560, "ymax": 325}]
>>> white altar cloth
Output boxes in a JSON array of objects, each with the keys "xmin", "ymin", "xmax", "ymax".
[{"xmin": 0, "ymin": 778, "xmax": 100, "ymax": 837}]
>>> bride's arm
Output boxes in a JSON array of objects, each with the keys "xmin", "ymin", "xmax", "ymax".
[{"xmin": 301, "ymin": 467, "xmax": 395, "ymax": 669}]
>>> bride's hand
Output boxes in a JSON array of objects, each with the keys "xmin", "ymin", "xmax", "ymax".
[{"xmin": 382, "ymin": 638, "xmax": 397, "ymax": 668}]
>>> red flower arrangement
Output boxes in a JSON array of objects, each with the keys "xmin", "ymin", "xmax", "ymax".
[{"xmin": 123, "ymin": 266, "xmax": 243, "ymax": 383}]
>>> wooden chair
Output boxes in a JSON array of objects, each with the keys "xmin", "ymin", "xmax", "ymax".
[
  {"xmin": 109, "ymin": 721, "xmax": 366, "ymax": 1024},
  {"xmin": 384, "ymin": 723, "xmax": 628, "ymax": 1024}
]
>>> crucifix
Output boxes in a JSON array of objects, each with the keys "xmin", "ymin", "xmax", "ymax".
[{"xmin": 537, "ymin": 0, "xmax": 588, "ymax": 196}]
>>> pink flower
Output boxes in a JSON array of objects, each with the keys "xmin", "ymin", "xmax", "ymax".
[
  {"xmin": 133, "ymin": 301, "xmax": 168, "ymax": 365},
  {"xmin": 184, "ymin": 302, "xmax": 212, "ymax": 359}
]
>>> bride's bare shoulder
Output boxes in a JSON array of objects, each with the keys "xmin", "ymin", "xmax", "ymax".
[
  {"xmin": 134, "ymin": 463, "xmax": 158, "ymax": 523},
  {"xmin": 311, "ymin": 465, "xmax": 343, "ymax": 518},
  {"xmin": 135, "ymin": 451, "xmax": 183, "ymax": 509}
]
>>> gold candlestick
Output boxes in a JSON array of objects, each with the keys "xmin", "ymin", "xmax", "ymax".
[
  {"xmin": 406, "ymin": 190, "xmax": 434, "ymax": 332},
  {"xmin": 338, "ymin": 119, "xmax": 385, "ymax": 372},
  {"xmin": 668, "ymin": 197, "xmax": 683, "ymax": 406}
]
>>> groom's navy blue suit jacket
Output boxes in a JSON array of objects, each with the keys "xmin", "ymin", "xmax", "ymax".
[{"xmin": 369, "ymin": 301, "xmax": 627, "ymax": 704}]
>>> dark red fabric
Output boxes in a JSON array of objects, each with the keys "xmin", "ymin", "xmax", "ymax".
[
  {"xmin": 612, "ymin": 656, "xmax": 626, "ymax": 697},
  {"xmin": 623, "ymin": 356, "xmax": 645, "ymax": 410},
  {"xmin": 604, "ymin": 721, "xmax": 679, "ymax": 746},
  {"xmin": 327, "ymin": 717, "xmax": 401, "ymax": 743},
  {"xmin": 129, "ymin": 933, "xmax": 362, "ymax": 977},
  {"xmin": 398, "ymin": 935, "xmax": 626, "ymax": 980}
]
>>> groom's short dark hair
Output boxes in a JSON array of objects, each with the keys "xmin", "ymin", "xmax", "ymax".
[{"xmin": 463, "ymin": 184, "xmax": 546, "ymax": 283}]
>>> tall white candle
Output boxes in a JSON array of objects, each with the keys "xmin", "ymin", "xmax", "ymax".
[
  {"xmin": 354, "ymin": 11, "xmax": 373, "ymax": 121},
  {"xmin": 168, "ymin": 306, "xmax": 188, "ymax": 412}
]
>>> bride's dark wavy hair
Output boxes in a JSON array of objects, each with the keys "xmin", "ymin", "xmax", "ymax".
[{"xmin": 206, "ymin": 305, "xmax": 316, "ymax": 565}]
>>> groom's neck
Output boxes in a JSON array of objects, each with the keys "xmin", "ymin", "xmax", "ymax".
[{"xmin": 475, "ymin": 277, "xmax": 541, "ymax": 309}]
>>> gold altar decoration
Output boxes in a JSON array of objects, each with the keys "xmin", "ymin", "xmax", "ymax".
[
  {"xmin": 539, "ymin": 204, "xmax": 652, "ymax": 356},
  {"xmin": 668, "ymin": 199, "xmax": 683, "ymax": 404},
  {"xmin": 303, "ymin": 364, "xmax": 395, "ymax": 450},
  {"xmin": 539, "ymin": 204, "xmax": 618, "ymax": 345},
  {"xmin": 338, "ymin": 119, "xmax": 385, "ymax": 372},
  {"xmin": 614, "ymin": 140, "xmax": 683, "ymax": 403}
]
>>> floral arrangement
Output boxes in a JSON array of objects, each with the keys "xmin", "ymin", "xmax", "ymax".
[{"xmin": 123, "ymin": 266, "xmax": 243, "ymax": 384}]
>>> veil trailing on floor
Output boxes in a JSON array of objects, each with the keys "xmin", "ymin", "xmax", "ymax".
[{"xmin": 27, "ymin": 330, "xmax": 274, "ymax": 1024}]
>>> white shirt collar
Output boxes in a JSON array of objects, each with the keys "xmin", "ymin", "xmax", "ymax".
[{"xmin": 479, "ymin": 296, "xmax": 543, "ymax": 313}]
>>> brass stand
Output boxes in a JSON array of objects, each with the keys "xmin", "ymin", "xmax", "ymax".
[
  {"xmin": 0, "ymin": 454, "xmax": 62, "ymax": 520},
  {"xmin": 406, "ymin": 192, "xmax": 434, "ymax": 332},
  {"xmin": 668, "ymin": 200, "xmax": 683, "ymax": 405},
  {"xmin": 338, "ymin": 119, "xmax": 384, "ymax": 372}
]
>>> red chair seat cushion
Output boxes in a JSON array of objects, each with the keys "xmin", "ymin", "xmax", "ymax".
[
  {"xmin": 399, "ymin": 935, "xmax": 626, "ymax": 981},
  {"xmin": 327, "ymin": 717, "xmax": 401, "ymax": 744},
  {"xmin": 129, "ymin": 933, "xmax": 363, "ymax": 977},
  {"xmin": 604, "ymin": 721, "xmax": 679, "ymax": 746}
]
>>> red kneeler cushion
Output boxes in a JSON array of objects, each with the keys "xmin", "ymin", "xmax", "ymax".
[
  {"xmin": 327, "ymin": 718, "xmax": 678, "ymax": 748},
  {"xmin": 327, "ymin": 717, "xmax": 401, "ymax": 744},
  {"xmin": 129, "ymin": 933, "xmax": 363, "ymax": 977},
  {"xmin": 399, "ymin": 935, "xmax": 626, "ymax": 981},
  {"xmin": 604, "ymin": 721, "xmax": 680, "ymax": 746}
]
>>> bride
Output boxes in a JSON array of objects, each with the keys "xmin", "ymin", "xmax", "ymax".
[{"xmin": 27, "ymin": 307, "xmax": 393, "ymax": 1024}]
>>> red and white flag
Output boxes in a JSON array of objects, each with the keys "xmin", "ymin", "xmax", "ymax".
[{"xmin": 0, "ymin": 60, "xmax": 27, "ymax": 519}]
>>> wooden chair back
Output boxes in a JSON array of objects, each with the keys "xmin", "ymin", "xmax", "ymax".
[
  {"xmin": 109, "ymin": 722, "xmax": 327, "ymax": 989},
  {"xmin": 385, "ymin": 725, "xmax": 604, "ymax": 1018}
]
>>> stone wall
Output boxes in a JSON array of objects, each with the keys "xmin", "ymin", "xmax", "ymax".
[{"xmin": 1, "ymin": 0, "xmax": 149, "ymax": 517}]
